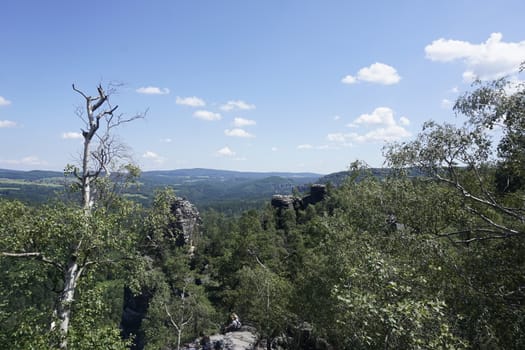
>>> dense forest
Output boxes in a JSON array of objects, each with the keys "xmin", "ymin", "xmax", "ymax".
[{"xmin": 1, "ymin": 73, "xmax": 524, "ymax": 349}]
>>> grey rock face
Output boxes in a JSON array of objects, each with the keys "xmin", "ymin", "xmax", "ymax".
[
  {"xmin": 184, "ymin": 327, "xmax": 261, "ymax": 350},
  {"xmin": 271, "ymin": 194, "xmax": 297, "ymax": 209},
  {"xmin": 271, "ymin": 184, "xmax": 327, "ymax": 211},
  {"xmin": 171, "ymin": 197, "xmax": 201, "ymax": 245}
]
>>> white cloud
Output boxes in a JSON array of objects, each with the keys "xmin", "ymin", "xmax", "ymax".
[
  {"xmin": 333, "ymin": 115, "xmax": 341, "ymax": 121},
  {"xmin": 347, "ymin": 125, "xmax": 411, "ymax": 143},
  {"xmin": 297, "ymin": 144, "xmax": 313, "ymax": 150},
  {"xmin": 193, "ymin": 110, "xmax": 222, "ymax": 121},
  {"xmin": 136, "ymin": 86, "xmax": 170, "ymax": 95},
  {"xmin": 342, "ymin": 63, "xmax": 401, "ymax": 85},
  {"xmin": 160, "ymin": 138, "xmax": 172, "ymax": 143},
  {"xmin": 0, "ymin": 156, "xmax": 47, "ymax": 166},
  {"xmin": 355, "ymin": 107, "xmax": 396, "ymax": 126},
  {"xmin": 340, "ymin": 107, "xmax": 411, "ymax": 143},
  {"xmin": 441, "ymin": 99, "xmax": 453, "ymax": 109},
  {"xmin": 61, "ymin": 131, "xmax": 82, "ymax": 139},
  {"xmin": 220, "ymin": 100, "xmax": 256, "ymax": 111},
  {"xmin": 176, "ymin": 96, "xmax": 205, "ymax": 107},
  {"xmin": 325, "ymin": 133, "xmax": 352, "ymax": 148},
  {"xmin": 142, "ymin": 151, "xmax": 165, "ymax": 163},
  {"xmin": 341, "ymin": 75, "xmax": 357, "ymax": 84},
  {"xmin": 327, "ymin": 133, "xmax": 347, "ymax": 143},
  {"xmin": 0, "ymin": 120, "xmax": 16, "ymax": 128},
  {"xmin": 224, "ymin": 128, "xmax": 255, "ymax": 138},
  {"xmin": 233, "ymin": 117, "xmax": 256, "ymax": 127},
  {"xmin": 425, "ymin": 32, "xmax": 525, "ymax": 81},
  {"xmin": 0, "ymin": 96, "xmax": 11, "ymax": 106},
  {"xmin": 450, "ymin": 86, "xmax": 460, "ymax": 94},
  {"xmin": 216, "ymin": 146, "xmax": 235, "ymax": 157},
  {"xmin": 271, "ymin": 147, "xmax": 278, "ymax": 152}
]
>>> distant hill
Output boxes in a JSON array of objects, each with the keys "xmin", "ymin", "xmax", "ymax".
[
  {"xmin": 0, "ymin": 168, "xmax": 322, "ymax": 212},
  {"xmin": 318, "ymin": 167, "xmax": 426, "ymax": 186}
]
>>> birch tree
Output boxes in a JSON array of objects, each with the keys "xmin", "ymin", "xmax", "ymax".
[{"xmin": 0, "ymin": 84, "xmax": 143, "ymax": 349}]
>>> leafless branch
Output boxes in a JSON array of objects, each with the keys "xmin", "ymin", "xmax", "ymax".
[{"xmin": 71, "ymin": 84, "xmax": 89, "ymax": 101}]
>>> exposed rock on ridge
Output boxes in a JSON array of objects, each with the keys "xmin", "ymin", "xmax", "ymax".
[
  {"xmin": 121, "ymin": 196, "xmax": 202, "ymax": 350},
  {"xmin": 171, "ymin": 197, "xmax": 201, "ymax": 245},
  {"xmin": 271, "ymin": 184, "xmax": 327, "ymax": 211}
]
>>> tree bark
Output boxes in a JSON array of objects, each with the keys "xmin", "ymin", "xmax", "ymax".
[{"xmin": 52, "ymin": 256, "xmax": 83, "ymax": 350}]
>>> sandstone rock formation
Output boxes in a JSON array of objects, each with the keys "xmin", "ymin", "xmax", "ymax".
[
  {"xmin": 121, "ymin": 196, "xmax": 202, "ymax": 350},
  {"xmin": 271, "ymin": 184, "xmax": 327, "ymax": 211}
]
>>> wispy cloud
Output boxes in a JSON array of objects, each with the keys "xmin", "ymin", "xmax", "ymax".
[
  {"xmin": 441, "ymin": 99, "xmax": 453, "ymax": 109},
  {"xmin": 0, "ymin": 120, "xmax": 16, "ymax": 128},
  {"xmin": 220, "ymin": 100, "xmax": 256, "ymax": 111},
  {"xmin": 233, "ymin": 117, "xmax": 256, "ymax": 127},
  {"xmin": 224, "ymin": 128, "xmax": 255, "ymax": 138},
  {"xmin": 142, "ymin": 151, "xmax": 165, "ymax": 163},
  {"xmin": 216, "ymin": 146, "xmax": 235, "ymax": 157},
  {"xmin": 0, "ymin": 156, "xmax": 47, "ymax": 166},
  {"xmin": 61, "ymin": 131, "xmax": 83, "ymax": 139},
  {"xmin": 193, "ymin": 110, "xmax": 222, "ymax": 121},
  {"xmin": 327, "ymin": 133, "xmax": 348, "ymax": 143},
  {"xmin": 136, "ymin": 86, "xmax": 170, "ymax": 95},
  {"xmin": 425, "ymin": 32, "xmax": 525, "ymax": 81},
  {"xmin": 160, "ymin": 138, "xmax": 173, "ymax": 143},
  {"xmin": 297, "ymin": 144, "xmax": 314, "ymax": 150},
  {"xmin": 297, "ymin": 141, "xmax": 343, "ymax": 150},
  {"xmin": 176, "ymin": 96, "xmax": 205, "ymax": 107},
  {"xmin": 342, "ymin": 63, "xmax": 401, "ymax": 85},
  {"xmin": 0, "ymin": 96, "xmax": 11, "ymax": 106}
]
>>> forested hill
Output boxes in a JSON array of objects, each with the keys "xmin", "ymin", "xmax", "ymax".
[{"xmin": 0, "ymin": 168, "xmax": 322, "ymax": 211}]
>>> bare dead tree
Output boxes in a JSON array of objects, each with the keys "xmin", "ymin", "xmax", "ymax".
[{"xmin": 70, "ymin": 83, "xmax": 144, "ymax": 210}]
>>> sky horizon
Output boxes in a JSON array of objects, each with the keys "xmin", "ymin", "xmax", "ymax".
[{"xmin": 1, "ymin": 1, "xmax": 524, "ymax": 174}]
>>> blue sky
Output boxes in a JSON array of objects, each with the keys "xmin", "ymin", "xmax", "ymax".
[{"xmin": 1, "ymin": 0, "xmax": 524, "ymax": 174}]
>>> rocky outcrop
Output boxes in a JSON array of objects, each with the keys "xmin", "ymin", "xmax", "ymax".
[
  {"xmin": 271, "ymin": 194, "xmax": 297, "ymax": 210},
  {"xmin": 183, "ymin": 327, "xmax": 261, "ymax": 350},
  {"xmin": 171, "ymin": 197, "xmax": 201, "ymax": 245},
  {"xmin": 301, "ymin": 184, "xmax": 326, "ymax": 209},
  {"xmin": 271, "ymin": 184, "xmax": 327, "ymax": 211},
  {"xmin": 121, "ymin": 196, "xmax": 202, "ymax": 350}
]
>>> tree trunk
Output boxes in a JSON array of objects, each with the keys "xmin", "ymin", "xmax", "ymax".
[
  {"xmin": 82, "ymin": 137, "xmax": 92, "ymax": 211},
  {"xmin": 53, "ymin": 257, "xmax": 83, "ymax": 350}
]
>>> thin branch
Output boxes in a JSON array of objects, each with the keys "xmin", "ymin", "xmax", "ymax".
[
  {"xmin": 436, "ymin": 173, "xmax": 525, "ymax": 222},
  {"xmin": 467, "ymin": 206, "xmax": 521, "ymax": 236},
  {"xmin": 90, "ymin": 85, "xmax": 108, "ymax": 112},
  {"xmin": 247, "ymin": 248, "xmax": 268, "ymax": 269},
  {"xmin": 164, "ymin": 304, "xmax": 180, "ymax": 332},
  {"xmin": 71, "ymin": 84, "xmax": 89, "ymax": 101},
  {"xmin": 1, "ymin": 252, "xmax": 63, "ymax": 270}
]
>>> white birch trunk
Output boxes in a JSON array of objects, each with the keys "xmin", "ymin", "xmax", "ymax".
[{"xmin": 51, "ymin": 257, "xmax": 82, "ymax": 350}]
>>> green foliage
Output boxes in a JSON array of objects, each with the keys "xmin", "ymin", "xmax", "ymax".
[
  {"xmin": 68, "ymin": 281, "xmax": 131, "ymax": 350},
  {"xmin": 235, "ymin": 266, "xmax": 292, "ymax": 342},
  {"xmin": 131, "ymin": 188, "xmax": 217, "ymax": 349}
]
